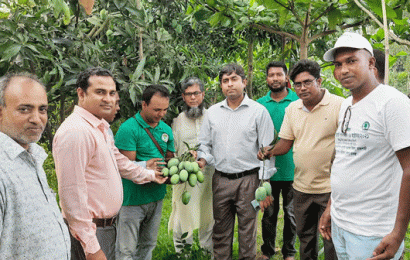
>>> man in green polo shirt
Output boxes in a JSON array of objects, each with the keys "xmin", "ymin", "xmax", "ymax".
[
  {"xmin": 257, "ymin": 61, "xmax": 298, "ymax": 260},
  {"xmin": 114, "ymin": 84, "xmax": 175, "ymax": 260}
]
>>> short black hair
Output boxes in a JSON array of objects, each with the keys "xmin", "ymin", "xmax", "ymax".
[
  {"xmin": 142, "ymin": 84, "xmax": 170, "ymax": 105},
  {"xmin": 289, "ymin": 60, "xmax": 321, "ymax": 82},
  {"xmin": 219, "ymin": 63, "xmax": 246, "ymax": 84},
  {"xmin": 266, "ymin": 61, "xmax": 288, "ymax": 75},
  {"xmin": 76, "ymin": 67, "xmax": 118, "ymax": 92},
  {"xmin": 373, "ymin": 49, "xmax": 385, "ymax": 82},
  {"xmin": 181, "ymin": 77, "xmax": 204, "ymax": 93}
]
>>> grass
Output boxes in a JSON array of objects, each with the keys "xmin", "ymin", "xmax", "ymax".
[{"xmin": 43, "ymin": 152, "xmax": 410, "ymax": 259}]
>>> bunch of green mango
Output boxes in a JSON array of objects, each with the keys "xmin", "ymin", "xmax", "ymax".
[{"xmin": 255, "ymin": 181, "xmax": 272, "ymax": 202}]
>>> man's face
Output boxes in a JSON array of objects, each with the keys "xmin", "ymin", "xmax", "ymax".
[
  {"xmin": 77, "ymin": 75, "xmax": 117, "ymax": 120},
  {"xmin": 182, "ymin": 84, "xmax": 204, "ymax": 108},
  {"xmin": 103, "ymin": 92, "xmax": 120, "ymax": 123},
  {"xmin": 293, "ymin": 71, "xmax": 322, "ymax": 103},
  {"xmin": 141, "ymin": 93, "xmax": 169, "ymax": 125},
  {"xmin": 0, "ymin": 77, "xmax": 48, "ymax": 149},
  {"xmin": 220, "ymin": 72, "xmax": 246, "ymax": 101},
  {"xmin": 333, "ymin": 48, "xmax": 374, "ymax": 91},
  {"xmin": 266, "ymin": 67, "xmax": 287, "ymax": 93}
]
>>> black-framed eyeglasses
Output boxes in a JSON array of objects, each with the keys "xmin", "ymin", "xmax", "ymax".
[
  {"xmin": 293, "ymin": 78, "xmax": 317, "ymax": 90},
  {"xmin": 341, "ymin": 106, "xmax": 351, "ymax": 134},
  {"xmin": 183, "ymin": 91, "xmax": 202, "ymax": 97}
]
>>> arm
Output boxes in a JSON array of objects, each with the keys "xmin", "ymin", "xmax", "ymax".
[
  {"xmin": 197, "ymin": 112, "xmax": 214, "ymax": 168},
  {"xmin": 119, "ymin": 150, "xmax": 166, "ymax": 171},
  {"xmin": 257, "ymin": 138, "xmax": 294, "ymax": 160},
  {"xmin": 369, "ymin": 147, "xmax": 410, "ymax": 260},
  {"xmin": 319, "ymin": 197, "xmax": 332, "ymax": 240}
]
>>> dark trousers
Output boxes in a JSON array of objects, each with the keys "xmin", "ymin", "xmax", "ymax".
[
  {"xmin": 212, "ymin": 171, "xmax": 259, "ymax": 260},
  {"xmin": 68, "ymin": 225, "xmax": 116, "ymax": 260},
  {"xmin": 261, "ymin": 181, "xmax": 296, "ymax": 258},
  {"xmin": 293, "ymin": 189, "xmax": 337, "ymax": 260}
]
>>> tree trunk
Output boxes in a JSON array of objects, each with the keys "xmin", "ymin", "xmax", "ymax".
[
  {"xmin": 247, "ymin": 35, "xmax": 254, "ymax": 99},
  {"xmin": 381, "ymin": 0, "xmax": 389, "ymax": 84}
]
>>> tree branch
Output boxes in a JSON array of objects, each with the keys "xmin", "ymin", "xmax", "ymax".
[
  {"xmin": 308, "ymin": 21, "xmax": 364, "ymax": 43},
  {"xmin": 353, "ymin": 0, "xmax": 410, "ymax": 46},
  {"xmin": 307, "ymin": 4, "xmax": 334, "ymax": 27},
  {"xmin": 251, "ymin": 23, "xmax": 300, "ymax": 42},
  {"xmin": 273, "ymin": 0, "xmax": 303, "ymax": 26}
]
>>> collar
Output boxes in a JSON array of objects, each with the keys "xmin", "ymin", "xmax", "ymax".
[
  {"xmin": 0, "ymin": 132, "xmax": 47, "ymax": 162},
  {"xmin": 296, "ymin": 89, "xmax": 331, "ymax": 110},
  {"xmin": 74, "ymin": 105, "xmax": 110, "ymax": 130},
  {"xmin": 220, "ymin": 94, "xmax": 251, "ymax": 109},
  {"xmin": 266, "ymin": 88, "xmax": 295, "ymax": 102}
]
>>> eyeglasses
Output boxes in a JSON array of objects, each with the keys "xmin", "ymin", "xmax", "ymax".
[
  {"xmin": 293, "ymin": 79, "xmax": 316, "ymax": 90},
  {"xmin": 183, "ymin": 91, "xmax": 202, "ymax": 97},
  {"xmin": 341, "ymin": 106, "xmax": 351, "ymax": 134}
]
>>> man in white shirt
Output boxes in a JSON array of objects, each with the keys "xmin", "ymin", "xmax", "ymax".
[
  {"xmin": 197, "ymin": 63, "xmax": 274, "ymax": 260},
  {"xmin": 168, "ymin": 77, "xmax": 214, "ymax": 253},
  {"xmin": 320, "ymin": 32, "xmax": 410, "ymax": 260}
]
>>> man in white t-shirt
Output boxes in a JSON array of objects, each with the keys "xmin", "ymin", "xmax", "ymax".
[{"xmin": 319, "ymin": 32, "xmax": 410, "ymax": 260}]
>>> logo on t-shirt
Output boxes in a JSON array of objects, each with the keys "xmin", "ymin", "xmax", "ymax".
[
  {"xmin": 162, "ymin": 133, "xmax": 169, "ymax": 142},
  {"xmin": 362, "ymin": 121, "xmax": 370, "ymax": 130}
]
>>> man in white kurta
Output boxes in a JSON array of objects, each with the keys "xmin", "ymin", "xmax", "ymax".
[{"xmin": 168, "ymin": 77, "xmax": 214, "ymax": 253}]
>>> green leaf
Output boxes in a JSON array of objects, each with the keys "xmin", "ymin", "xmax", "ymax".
[
  {"xmin": 1, "ymin": 44, "xmax": 21, "ymax": 62},
  {"xmin": 209, "ymin": 12, "xmax": 222, "ymax": 27},
  {"xmin": 154, "ymin": 66, "xmax": 160, "ymax": 83},
  {"xmin": 133, "ymin": 57, "xmax": 146, "ymax": 81}
]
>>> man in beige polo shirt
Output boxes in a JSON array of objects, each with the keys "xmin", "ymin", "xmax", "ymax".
[{"xmin": 258, "ymin": 59, "xmax": 343, "ymax": 260}]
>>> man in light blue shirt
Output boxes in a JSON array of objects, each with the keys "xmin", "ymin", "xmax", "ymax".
[
  {"xmin": 198, "ymin": 63, "xmax": 274, "ymax": 260},
  {"xmin": 0, "ymin": 74, "xmax": 70, "ymax": 259}
]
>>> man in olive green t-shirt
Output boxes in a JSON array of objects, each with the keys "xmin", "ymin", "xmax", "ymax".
[
  {"xmin": 257, "ymin": 61, "xmax": 298, "ymax": 260},
  {"xmin": 114, "ymin": 84, "xmax": 175, "ymax": 260}
]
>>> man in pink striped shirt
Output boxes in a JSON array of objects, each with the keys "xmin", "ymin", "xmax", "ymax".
[{"xmin": 53, "ymin": 67, "xmax": 166, "ymax": 260}]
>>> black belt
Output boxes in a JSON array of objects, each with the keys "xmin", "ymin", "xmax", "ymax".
[
  {"xmin": 216, "ymin": 167, "xmax": 259, "ymax": 180},
  {"xmin": 64, "ymin": 216, "xmax": 117, "ymax": 228}
]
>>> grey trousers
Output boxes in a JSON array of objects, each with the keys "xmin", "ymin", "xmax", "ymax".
[
  {"xmin": 212, "ymin": 171, "xmax": 259, "ymax": 260},
  {"xmin": 69, "ymin": 224, "xmax": 116, "ymax": 260},
  {"xmin": 115, "ymin": 200, "xmax": 163, "ymax": 260}
]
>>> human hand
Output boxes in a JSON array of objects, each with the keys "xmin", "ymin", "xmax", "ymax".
[
  {"xmin": 86, "ymin": 249, "xmax": 107, "ymax": 260},
  {"xmin": 257, "ymin": 146, "xmax": 272, "ymax": 161},
  {"xmin": 319, "ymin": 206, "xmax": 332, "ymax": 240},
  {"xmin": 146, "ymin": 158, "xmax": 166, "ymax": 171},
  {"xmin": 367, "ymin": 232, "xmax": 403, "ymax": 260},
  {"xmin": 259, "ymin": 195, "xmax": 273, "ymax": 212},
  {"xmin": 189, "ymin": 150, "xmax": 198, "ymax": 159},
  {"xmin": 197, "ymin": 158, "xmax": 206, "ymax": 169},
  {"xmin": 153, "ymin": 170, "xmax": 168, "ymax": 184}
]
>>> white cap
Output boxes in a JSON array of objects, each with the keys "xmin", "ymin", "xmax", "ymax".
[{"xmin": 323, "ymin": 32, "xmax": 373, "ymax": 61}]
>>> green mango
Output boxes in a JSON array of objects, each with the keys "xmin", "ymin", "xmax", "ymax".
[
  {"xmin": 169, "ymin": 166, "xmax": 178, "ymax": 176},
  {"xmin": 196, "ymin": 171, "xmax": 204, "ymax": 183},
  {"xmin": 182, "ymin": 191, "xmax": 191, "ymax": 205},
  {"xmin": 161, "ymin": 168, "xmax": 169, "ymax": 177},
  {"xmin": 188, "ymin": 174, "xmax": 197, "ymax": 187},
  {"xmin": 178, "ymin": 161, "xmax": 185, "ymax": 171},
  {"xmin": 192, "ymin": 162, "xmax": 200, "ymax": 173},
  {"xmin": 184, "ymin": 161, "xmax": 194, "ymax": 172},
  {"xmin": 170, "ymin": 174, "xmax": 180, "ymax": 184},
  {"xmin": 255, "ymin": 187, "xmax": 267, "ymax": 202},
  {"xmin": 263, "ymin": 182, "xmax": 272, "ymax": 196},
  {"xmin": 168, "ymin": 158, "xmax": 179, "ymax": 168},
  {"xmin": 179, "ymin": 170, "xmax": 188, "ymax": 182}
]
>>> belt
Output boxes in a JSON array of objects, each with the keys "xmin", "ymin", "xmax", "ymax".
[
  {"xmin": 216, "ymin": 167, "xmax": 259, "ymax": 180},
  {"xmin": 64, "ymin": 216, "xmax": 117, "ymax": 228}
]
